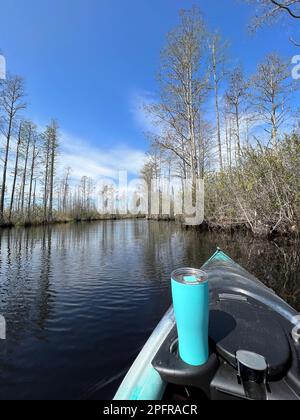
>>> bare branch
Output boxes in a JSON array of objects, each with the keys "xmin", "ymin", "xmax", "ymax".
[{"xmin": 270, "ymin": 0, "xmax": 300, "ymax": 18}]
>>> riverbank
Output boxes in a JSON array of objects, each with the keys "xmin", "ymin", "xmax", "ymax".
[
  {"xmin": 200, "ymin": 219, "xmax": 299, "ymax": 240},
  {"xmin": 146, "ymin": 215, "xmax": 299, "ymax": 240},
  {"xmin": 2, "ymin": 212, "xmax": 299, "ymax": 240},
  {"xmin": 0, "ymin": 214, "xmax": 146, "ymax": 229}
]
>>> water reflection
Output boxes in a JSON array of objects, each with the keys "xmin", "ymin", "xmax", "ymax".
[{"xmin": 0, "ymin": 221, "xmax": 299, "ymax": 400}]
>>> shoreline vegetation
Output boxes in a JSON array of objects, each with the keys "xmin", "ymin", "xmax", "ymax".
[
  {"xmin": 0, "ymin": 213, "xmax": 146, "ymax": 229},
  {"xmin": 1, "ymin": 211, "xmax": 298, "ymax": 242}
]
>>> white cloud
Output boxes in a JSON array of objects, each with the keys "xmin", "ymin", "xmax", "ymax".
[
  {"xmin": 59, "ymin": 130, "xmax": 147, "ymax": 184},
  {"xmin": 130, "ymin": 90, "xmax": 161, "ymax": 135}
]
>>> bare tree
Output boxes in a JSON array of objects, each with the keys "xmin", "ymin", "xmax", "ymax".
[
  {"xmin": 251, "ymin": 54, "xmax": 294, "ymax": 146},
  {"xmin": 0, "ymin": 76, "xmax": 26, "ymax": 222},
  {"xmin": 43, "ymin": 120, "xmax": 59, "ymax": 223},
  {"xmin": 223, "ymin": 103, "xmax": 233, "ymax": 169},
  {"xmin": 27, "ymin": 129, "xmax": 39, "ymax": 220},
  {"xmin": 20, "ymin": 122, "xmax": 34, "ymax": 214},
  {"xmin": 226, "ymin": 67, "xmax": 249, "ymax": 163},
  {"xmin": 141, "ymin": 155, "xmax": 160, "ymax": 215},
  {"xmin": 146, "ymin": 8, "xmax": 210, "ymax": 194},
  {"xmin": 42, "ymin": 128, "xmax": 51, "ymax": 222},
  {"xmin": 0, "ymin": 71, "xmax": 62, "ymax": 225},
  {"xmin": 9, "ymin": 121, "xmax": 23, "ymax": 220},
  {"xmin": 209, "ymin": 33, "xmax": 229, "ymax": 170},
  {"xmin": 246, "ymin": 0, "xmax": 300, "ymax": 44},
  {"xmin": 62, "ymin": 167, "xmax": 71, "ymax": 213}
]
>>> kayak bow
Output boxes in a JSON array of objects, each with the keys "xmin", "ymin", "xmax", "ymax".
[{"xmin": 114, "ymin": 249, "xmax": 300, "ymax": 401}]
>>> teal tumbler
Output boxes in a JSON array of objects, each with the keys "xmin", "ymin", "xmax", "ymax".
[{"xmin": 171, "ymin": 268, "xmax": 209, "ymax": 367}]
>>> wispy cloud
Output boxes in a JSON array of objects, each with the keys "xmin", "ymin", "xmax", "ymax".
[
  {"xmin": 130, "ymin": 90, "xmax": 161, "ymax": 135},
  {"xmin": 59, "ymin": 131, "xmax": 146, "ymax": 183}
]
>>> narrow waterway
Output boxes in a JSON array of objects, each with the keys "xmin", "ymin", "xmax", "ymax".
[{"xmin": 0, "ymin": 220, "xmax": 299, "ymax": 400}]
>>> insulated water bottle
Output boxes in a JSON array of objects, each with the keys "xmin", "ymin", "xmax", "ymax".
[{"xmin": 171, "ymin": 268, "xmax": 209, "ymax": 367}]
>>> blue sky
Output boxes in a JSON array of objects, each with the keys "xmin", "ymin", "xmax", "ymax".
[{"xmin": 0, "ymin": 0, "xmax": 299, "ymax": 180}]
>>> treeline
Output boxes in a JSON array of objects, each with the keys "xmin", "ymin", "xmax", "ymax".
[
  {"xmin": 58, "ymin": 171, "xmax": 100, "ymax": 222},
  {"xmin": 0, "ymin": 75, "xmax": 61, "ymax": 226},
  {"xmin": 0, "ymin": 75, "xmax": 106, "ymax": 227},
  {"xmin": 141, "ymin": 6, "xmax": 300, "ymax": 236},
  {"xmin": 0, "ymin": 73, "xmax": 139, "ymax": 227}
]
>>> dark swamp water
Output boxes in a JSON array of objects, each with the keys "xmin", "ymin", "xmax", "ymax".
[{"xmin": 0, "ymin": 220, "xmax": 299, "ymax": 400}]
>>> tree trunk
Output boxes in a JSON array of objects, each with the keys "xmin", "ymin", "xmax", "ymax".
[
  {"xmin": 0, "ymin": 114, "xmax": 13, "ymax": 222},
  {"xmin": 48, "ymin": 129, "xmax": 57, "ymax": 223},
  {"xmin": 33, "ymin": 179, "xmax": 37, "ymax": 211},
  {"xmin": 235, "ymin": 103, "xmax": 241, "ymax": 163},
  {"xmin": 9, "ymin": 123, "xmax": 22, "ymax": 221},
  {"xmin": 43, "ymin": 141, "xmax": 50, "ymax": 223},
  {"xmin": 212, "ymin": 42, "xmax": 223, "ymax": 171},
  {"xmin": 21, "ymin": 126, "xmax": 32, "ymax": 214},
  {"xmin": 27, "ymin": 136, "xmax": 37, "ymax": 221}
]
